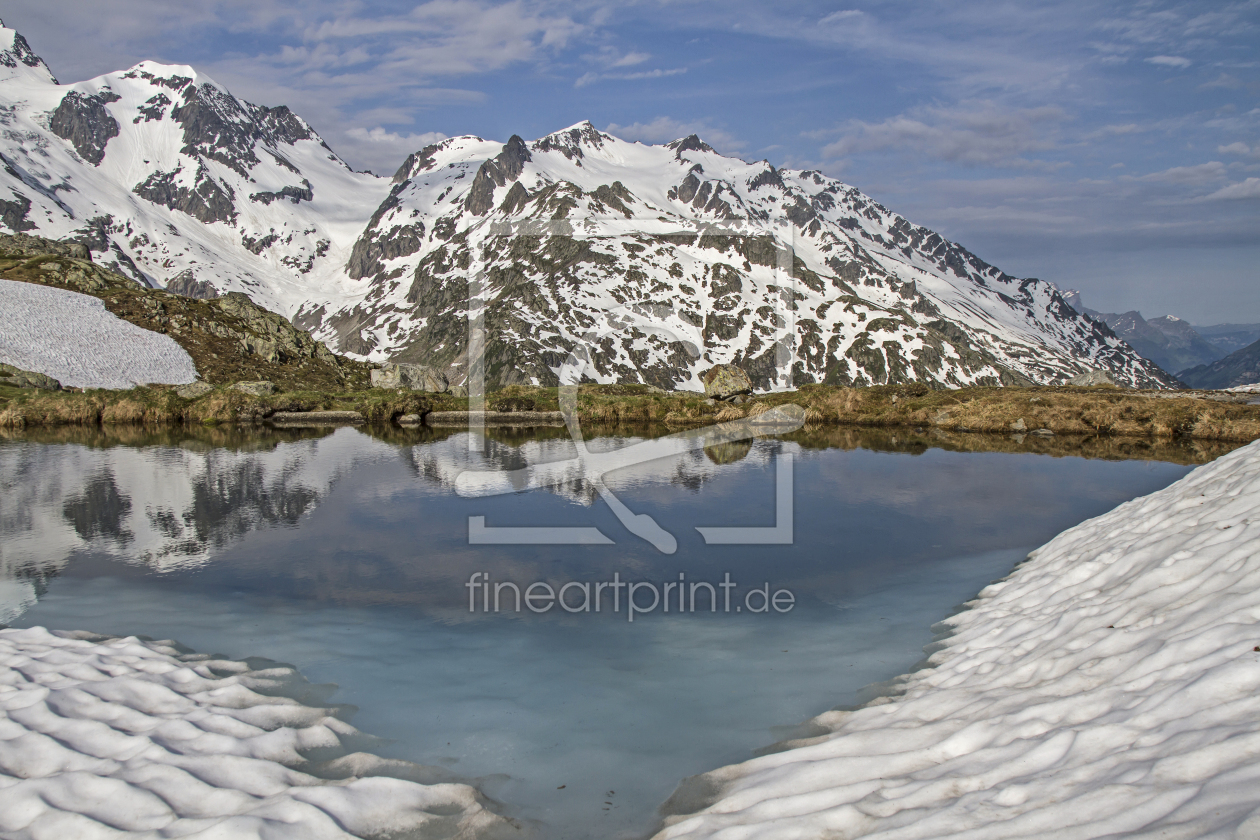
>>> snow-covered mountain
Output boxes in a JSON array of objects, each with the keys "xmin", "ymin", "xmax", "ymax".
[
  {"xmin": 0, "ymin": 22, "xmax": 389, "ymax": 315},
  {"xmin": 0, "ymin": 22, "xmax": 1177, "ymax": 390}
]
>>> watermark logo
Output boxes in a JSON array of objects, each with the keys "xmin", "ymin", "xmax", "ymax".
[
  {"xmin": 465, "ymin": 572, "xmax": 796, "ymax": 620},
  {"xmin": 454, "ymin": 218, "xmax": 803, "ymax": 553}
]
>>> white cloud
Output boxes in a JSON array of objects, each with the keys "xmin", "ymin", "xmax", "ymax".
[
  {"xmin": 821, "ymin": 101, "xmax": 1068, "ymax": 169},
  {"xmin": 1200, "ymin": 73, "xmax": 1243, "ymax": 90},
  {"xmin": 575, "ymin": 66, "xmax": 686, "ymax": 88},
  {"xmin": 1136, "ymin": 162, "xmax": 1228, "ymax": 184},
  {"xmin": 346, "ymin": 127, "xmax": 449, "ymax": 146},
  {"xmin": 582, "ymin": 45, "xmax": 651, "ymax": 68},
  {"xmin": 603, "ymin": 116, "xmax": 745, "ymax": 154},
  {"xmin": 1217, "ymin": 142, "xmax": 1252, "ymax": 156},
  {"xmin": 818, "ymin": 10, "xmax": 865, "ymax": 26},
  {"xmin": 1202, "ymin": 177, "xmax": 1260, "ymax": 200},
  {"xmin": 1145, "ymin": 55, "xmax": 1192, "ymax": 68},
  {"xmin": 339, "ymin": 127, "xmax": 451, "ymax": 173}
]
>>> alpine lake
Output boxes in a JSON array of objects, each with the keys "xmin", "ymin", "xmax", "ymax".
[{"xmin": 0, "ymin": 420, "xmax": 1234, "ymax": 839}]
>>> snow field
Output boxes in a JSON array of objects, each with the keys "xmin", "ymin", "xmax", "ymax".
[
  {"xmin": 0, "ymin": 279, "xmax": 197, "ymax": 390},
  {"xmin": 655, "ymin": 438, "xmax": 1260, "ymax": 839},
  {"xmin": 0, "ymin": 627, "xmax": 515, "ymax": 839}
]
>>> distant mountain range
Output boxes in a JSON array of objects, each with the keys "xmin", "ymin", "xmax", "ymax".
[
  {"xmin": 1063, "ymin": 291, "xmax": 1260, "ymax": 387},
  {"xmin": 1177, "ymin": 340, "xmax": 1260, "ymax": 390},
  {"xmin": 0, "ymin": 21, "xmax": 1179, "ymax": 390}
]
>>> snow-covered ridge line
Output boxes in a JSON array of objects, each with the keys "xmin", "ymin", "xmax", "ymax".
[
  {"xmin": 0, "ymin": 20, "xmax": 1174, "ymax": 390},
  {"xmin": 655, "ymin": 439, "xmax": 1260, "ymax": 839},
  {"xmin": 0, "ymin": 627, "xmax": 519, "ymax": 839}
]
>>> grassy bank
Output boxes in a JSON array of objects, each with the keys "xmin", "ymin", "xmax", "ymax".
[{"xmin": 1, "ymin": 381, "xmax": 1258, "ymax": 445}]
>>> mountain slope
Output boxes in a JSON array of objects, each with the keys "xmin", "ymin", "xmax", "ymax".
[
  {"xmin": 1178, "ymin": 339, "xmax": 1260, "ymax": 389},
  {"xmin": 303, "ymin": 124, "xmax": 1175, "ymax": 390},
  {"xmin": 0, "ymin": 21, "xmax": 389, "ymax": 316},
  {"xmin": 0, "ymin": 23, "xmax": 1176, "ymax": 391}
]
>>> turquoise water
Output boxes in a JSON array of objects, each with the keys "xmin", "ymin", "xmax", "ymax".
[{"xmin": 0, "ymin": 427, "xmax": 1194, "ymax": 838}]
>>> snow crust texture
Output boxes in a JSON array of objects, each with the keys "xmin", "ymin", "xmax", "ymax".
[
  {"xmin": 0, "ymin": 627, "xmax": 516, "ymax": 839},
  {"xmin": 656, "ymin": 439, "xmax": 1260, "ymax": 840},
  {"xmin": 0, "ymin": 279, "xmax": 196, "ymax": 389}
]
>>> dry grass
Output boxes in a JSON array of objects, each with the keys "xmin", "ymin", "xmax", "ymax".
[{"xmin": 2, "ymin": 381, "xmax": 1257, "ymax": 445}]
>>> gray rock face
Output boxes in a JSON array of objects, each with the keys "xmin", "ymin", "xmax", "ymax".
[
  {"xmin": 0, "ymin": 362, "xmax": 61, "ymax": 390},
  {"xmin": 231, "ymin": 380, "xmax": 275, "ymax": 396},
  {"xmin": 464, "ymin": 135, "xmax": 532, "ymax": 215},
  {"xmin": 703, "ymin": 364, "xmax": 753, "ymax": 400},
  {"xmin": 347, "ymin": 183, "xmax": 425, "ymax": 279},
  {"xmin": 50, "ymin": 91, "xmax": 120, "ymax": 166},
  {"xmin": 371, "ymin": 363, "xmax": 448, "ymax": 392},
  {"xmin": 133, "ymin": 163, "xmax": 237, "ymax": 225},
  {"xmin": 0, "ymin": 192, "xmax": 35, "ymax": 232},
  {"xmin": 175, "ymin": 381, "xmax": 214, "ymax": 399},
  {"xmin": 1067, "ymin": 369, "xmax": 1120, "ymax": 387}
]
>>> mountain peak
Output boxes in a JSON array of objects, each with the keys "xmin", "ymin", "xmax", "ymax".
[
  {"xmin": 0, "ymin": 23, "xmax": 57, "ymax": 85},
  {"xmin": 533, "ymin": 120, "xmax": 607, "ymax": 160},
  {"xmin": 667, "ymin": 134, "xmax": 715, "ymax": 158}
]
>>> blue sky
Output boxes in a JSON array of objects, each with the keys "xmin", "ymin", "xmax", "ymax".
[{"xmin": 7, "ymin": 0, "xmax": 1259, "ymax": 323}]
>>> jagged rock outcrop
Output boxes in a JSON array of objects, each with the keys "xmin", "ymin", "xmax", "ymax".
[{"xmin": 49, "ymin": 90, "xmax": 120, "ymax": 165}]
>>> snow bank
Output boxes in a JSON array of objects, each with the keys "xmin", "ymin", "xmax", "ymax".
[
  {"xmin": 656, "ymin": 439, "xmax": 1260, "ymax": 839},
  {"xmin": 0, "ymin": 279, "xmax": 197, "ymax": 389},
  {"xmin": 1228, "ymin": 383, "xmax": 1260, "ymax": 393},
  {"xmin": 0, "ymin": 627, "xmax": 517, "ymax": 839}
]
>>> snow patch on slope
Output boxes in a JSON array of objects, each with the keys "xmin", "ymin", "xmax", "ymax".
[
  {"xmin": 0, "ymin": 279, "xmax": 197, "ymax": 388},
  {"xmin": 656, "ymin": 438, "xmax": 1260, "ymax": 839},
  {"xmin": 0, "ymin": 627, "xmax": 516, "ymax": 839}
]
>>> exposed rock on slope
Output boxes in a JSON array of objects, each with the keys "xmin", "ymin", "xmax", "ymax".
[
  {"xmin": 314, "ymin": 124, "xmax": 1175, "ymax": 391},
  {"xmin": 0, "ymin": 22, "xmax": 388, "ymax": 304},
  {"xmin": 0, "ymin": 21, "xmax": 1176, "ymax": 392}
]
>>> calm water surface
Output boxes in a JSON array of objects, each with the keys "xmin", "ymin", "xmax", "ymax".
[{"xmin": 0, "ymin": 425, "xmax": 1202, "ymax": 838}]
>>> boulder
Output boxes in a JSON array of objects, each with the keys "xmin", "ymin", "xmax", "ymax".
[
  {"xmin": 702, "ymin": 364, "xmax": 752, "ymax": 400},
  {"xmin": 176, "ymin": 381, "xmax": 214, "ymax": 399},
  {"xmin": 231, "ymin": 380, "xmax": 275, "ymax": 396},
  {"xmin": 748, "ymin": 403, "xmax": 806, "ymax": 427},
  {"xmin": 448, "ymin": 384, "xmax": 469, "ymax": 398},
  {"xmin": 1067, "ymin": 369, "xmax": 1120, "ymax": 387},
  {"xmin": 1010, "ymin": 418, "xmax": 1027, "ymax": 431},
  {"xmin": 371, "ymin": 363, "xmax": 449, "ymax": 392},
  {"xmin": 0, "ymin": 363, "xmax": 61, "ymax": 391}
]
